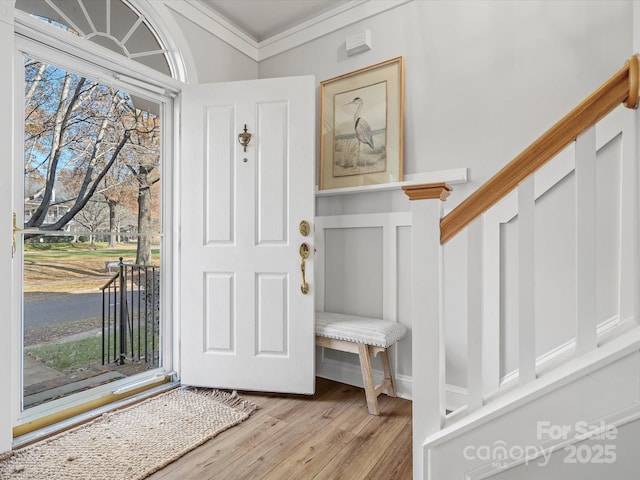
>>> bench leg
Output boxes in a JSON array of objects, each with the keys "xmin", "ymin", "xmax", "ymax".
[
  {"xmin": 379, "ymin": 348, "xmax": 397, "ymax": 398},
  {"xmin": 357, "ymin": 343, "xmax": 380, "ymax": 415}
]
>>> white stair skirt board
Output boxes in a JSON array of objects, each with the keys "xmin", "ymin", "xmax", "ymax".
[{"xmin": 422, "ymin": 327, "xmax": 640, "ymax": 479}]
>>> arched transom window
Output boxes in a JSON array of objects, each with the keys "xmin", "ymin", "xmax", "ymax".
[{"xmin": 15, "ymin": 0, "xmax": 172, "ymax": 76}]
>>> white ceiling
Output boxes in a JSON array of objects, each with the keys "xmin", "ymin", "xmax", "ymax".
[{"xmin": 197, "ymin": 0, "xmax": 344, "ymax": 42}]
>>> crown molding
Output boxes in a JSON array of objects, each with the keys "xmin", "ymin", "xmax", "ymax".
[
  {"xmin": 258, "ymin": 0, "xmax": 412, "ymax": 60},
  {"xmin": 167, "ymin": 0, "xmax": 412, "ymax": 62},
  {"xmin": 165, "ymin": 0, "xmax": 259, "ymax": 60}
]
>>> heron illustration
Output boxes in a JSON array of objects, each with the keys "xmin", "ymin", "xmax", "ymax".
[{"xmin": 343, "ymin": 97, "xmax": 374, "ymax": 167}]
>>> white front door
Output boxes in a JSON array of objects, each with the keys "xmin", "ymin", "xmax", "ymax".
[{"xmin": 180, "ymin": 76, "xmax": 315, "ymax": 394}]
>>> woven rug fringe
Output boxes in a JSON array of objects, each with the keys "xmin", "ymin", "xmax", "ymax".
[{"xmin": 187, "ymin": 387, "xmax": 259, "ymax": 414}]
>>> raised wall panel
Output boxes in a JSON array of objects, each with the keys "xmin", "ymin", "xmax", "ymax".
[
  {"xmin": 324, "ymin": 227, "xmax": 383, "ymax": 316},
  {"xmin": 397, "ymin": 225, "xmax": 413, "ymax": 378},
  {"xmin": 595, "ymin": 135, "xmax": 622, "ymax": 325},
  {"xmin": 500, "ymin": 173, "xmax": 577, "ymax": 378},
  {"xmin": 204, "ymin": 273, "xmax": 235, "ymax": 352},
  {"xmin": 257, "ymin": 101, "xmax": 288, "ymax": 245},
  {"xmin": 204, "ymin": 105, "xmax": 235, "ymax": 245},
  {"xmin": 256, "ymin": 273, "xmax": 288, "ymax": 355}
]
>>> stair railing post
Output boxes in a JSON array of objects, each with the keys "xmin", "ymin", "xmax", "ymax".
[{"xmin": 403, "ymin": 183, "xmax": 451, "ymax": 480}]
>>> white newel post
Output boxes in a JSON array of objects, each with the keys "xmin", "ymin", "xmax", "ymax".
[{"xmin": 403, "ymin": 183, "xmax": 451, "ymax": 480}]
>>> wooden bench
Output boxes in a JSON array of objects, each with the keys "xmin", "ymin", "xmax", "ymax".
[
  {"xmin": 315, "ymin": 312, "xmax": 407, "ymax": 415},
  {"xmin": 105, "ymin": 259, "xmax": 134, "ymax": 272}
]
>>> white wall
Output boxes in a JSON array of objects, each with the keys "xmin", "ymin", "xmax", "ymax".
[
  {"xmin": 259, "ymin": 0, "xmax": 634, "ymax": 390},
  {"xmin": 259, "ymin": 0, "xmax": 632, "ymax": 203},
  {"xmin": 168, "ymin": 9, "xmax": 258, "ymax": 83}
]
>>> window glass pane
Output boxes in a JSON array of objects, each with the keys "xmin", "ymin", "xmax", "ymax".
[
  {"xmin": 22, "ymin": 55, "xmax": 163, "ymax": 411},
  {"xmin": 23, "ymin": 236, "xmax": 161, "ymax": 409},
  {"xmin": 15, "ymin": 0, "xmax": 172, "ymax": 76},
  {"xmin": 24, "ymin": 57, "xmax": 162, "ymax": 257}
]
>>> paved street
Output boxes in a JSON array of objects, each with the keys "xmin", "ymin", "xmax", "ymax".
[
  {"xmin": 24, "ymin": 292, "xmax": 103, "ymax": 329},
  {"xmin": 24, "ymin": 291, "xmax": 140, "ymax": 329}
]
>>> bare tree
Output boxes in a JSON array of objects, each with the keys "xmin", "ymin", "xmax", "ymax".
[
  {"xmin": 123, "ymin": 108, "xmax": 161, "ymax": 265},
  {"xmin": 23, "ymin": 58, "xmax": 160, "ymax": 258},
  {"xmin": 100, "ymin": 162, "xmax": 138, "ymax": 247},
  {"xmin": 24, "ymin": 60, "xmax": 134, "ymax": 233},
  {"xmin": 74, "ymin": 199, "xmax": 109, "ymax": 247}
]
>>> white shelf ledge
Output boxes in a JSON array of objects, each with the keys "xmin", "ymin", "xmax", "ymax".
[{"xmin": 315, "ymin": 168, "xmax": 468, "ymax": 197}]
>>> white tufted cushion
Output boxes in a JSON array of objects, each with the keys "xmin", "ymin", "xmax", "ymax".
[{"xmin": 315, "ymin": 311, "xmax": 407, "ymax": 348}]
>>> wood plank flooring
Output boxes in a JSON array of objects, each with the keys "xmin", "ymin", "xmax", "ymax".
[{"xmin": 148, "ymin": 377, "xmax": 412, "ymax": 480}]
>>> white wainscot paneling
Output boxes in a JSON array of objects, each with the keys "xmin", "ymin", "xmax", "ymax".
[
  {"xmin": 315, "ymin": 212, "xmax": 413, "ymax": 399},
  {"xmin": 480, "ymin": 108, "xmax": 629, "ymax": 389}
]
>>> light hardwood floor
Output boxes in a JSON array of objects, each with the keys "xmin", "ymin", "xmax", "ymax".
[{"xmin": 148, "ymin": 377, "xmax": 412, "ymax": 479}]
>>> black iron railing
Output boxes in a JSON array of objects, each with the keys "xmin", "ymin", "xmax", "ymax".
[{"xmin": 101, "ymin": 258, "xmax": 160, "ymax": 367}]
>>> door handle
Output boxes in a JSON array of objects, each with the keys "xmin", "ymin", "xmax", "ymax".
[
  {"xmin": 299, "ymin": 242, "xmax": 310, "ymax": 294},
  {"xmin": 12, "ymin": 212, "xmax": 22, "ymax": 256}
]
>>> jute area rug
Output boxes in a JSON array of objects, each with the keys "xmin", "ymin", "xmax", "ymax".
[{"xmin": 0, "ymin": 387, "xmax": 257, "ymax": 480}]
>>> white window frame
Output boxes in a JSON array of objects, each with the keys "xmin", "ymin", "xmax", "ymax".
[{"xmin": 12, "ymin": 13, "xmax": 181, "ymax": 427}]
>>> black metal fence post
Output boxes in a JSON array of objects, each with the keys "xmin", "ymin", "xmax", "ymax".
[
  {"xmin": 118, "ymin": 257, "xmax": 127, "ymax": 365},
  {"xmin": 102, "ymin": 261, "xmax": 160, "ymax": 368}
]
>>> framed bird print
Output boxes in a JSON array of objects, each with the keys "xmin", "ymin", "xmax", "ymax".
[{"xmin": 319, "ymin": 56, "xmax": 404, "ymax": 190}]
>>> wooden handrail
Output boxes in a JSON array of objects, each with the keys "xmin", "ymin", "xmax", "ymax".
[{"xmin": 440, "ymin": 54, "xmax": 640, "ymax": 244}]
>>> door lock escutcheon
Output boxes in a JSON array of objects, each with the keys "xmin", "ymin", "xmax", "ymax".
[{"xmin": 299, "ymin": 220, "xmax": 310, "ymax": 237}]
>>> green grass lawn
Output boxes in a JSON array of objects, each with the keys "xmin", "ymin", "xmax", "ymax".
[
  {"xmin": 26, "ymin": 327, "xmax": 160, "ymax": 373},
  {"xmin": 23, "ymin": 242, "xmax": 160, "ymax": 291},
  {"xmin": 26, "ymin": 334, "xmax": 103, "ymax": 372},
  {"xmin": 23, "ymin": 242, "xmax": 161, "ymax": 373},
  {"xmin": 24, "ymin": 241, "xmax": 159, "ymax": 260}
]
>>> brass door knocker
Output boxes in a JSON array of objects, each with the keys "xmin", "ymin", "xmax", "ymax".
[{"xmin": 237, "ymin": 124, "xmax": 252, "ymax": 152}]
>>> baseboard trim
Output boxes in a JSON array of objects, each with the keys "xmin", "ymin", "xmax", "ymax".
[{"xmin": 316, "ymin": 357, "xmax": 466, "ymax": 409}]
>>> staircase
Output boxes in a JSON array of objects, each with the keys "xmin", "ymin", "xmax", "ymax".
[{"xmin": 405, "ymin": 55, "xmax": 640, "ymax": 479}]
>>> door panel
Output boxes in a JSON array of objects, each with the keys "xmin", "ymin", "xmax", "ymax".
[
  {"xmin": 180, "ymin": 76, "xmax": 315, "ymax": 394},
  {"xmin": 204, "ymin": 105, "xmax": 235, "ymax": 245},
  {"xmin": 257, "ymin": 273, "xmax": 288, "ymax": 355},
  {"xmin": 257, "ymin": 102, "xmax": 288, "ymax": 244},
  {"xmin": 204, "ymin": 272, "xmax": 235, "ymax": 352}
]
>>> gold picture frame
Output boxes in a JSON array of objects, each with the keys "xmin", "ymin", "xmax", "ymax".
[{"xmin": 319, "ymin": 57, "xmax": 404, "ymax": 190}]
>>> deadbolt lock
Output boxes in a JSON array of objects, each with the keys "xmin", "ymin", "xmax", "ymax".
[{"xmin": 299, "ymin": 220, "xmax": 310, "ymax": 237}]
